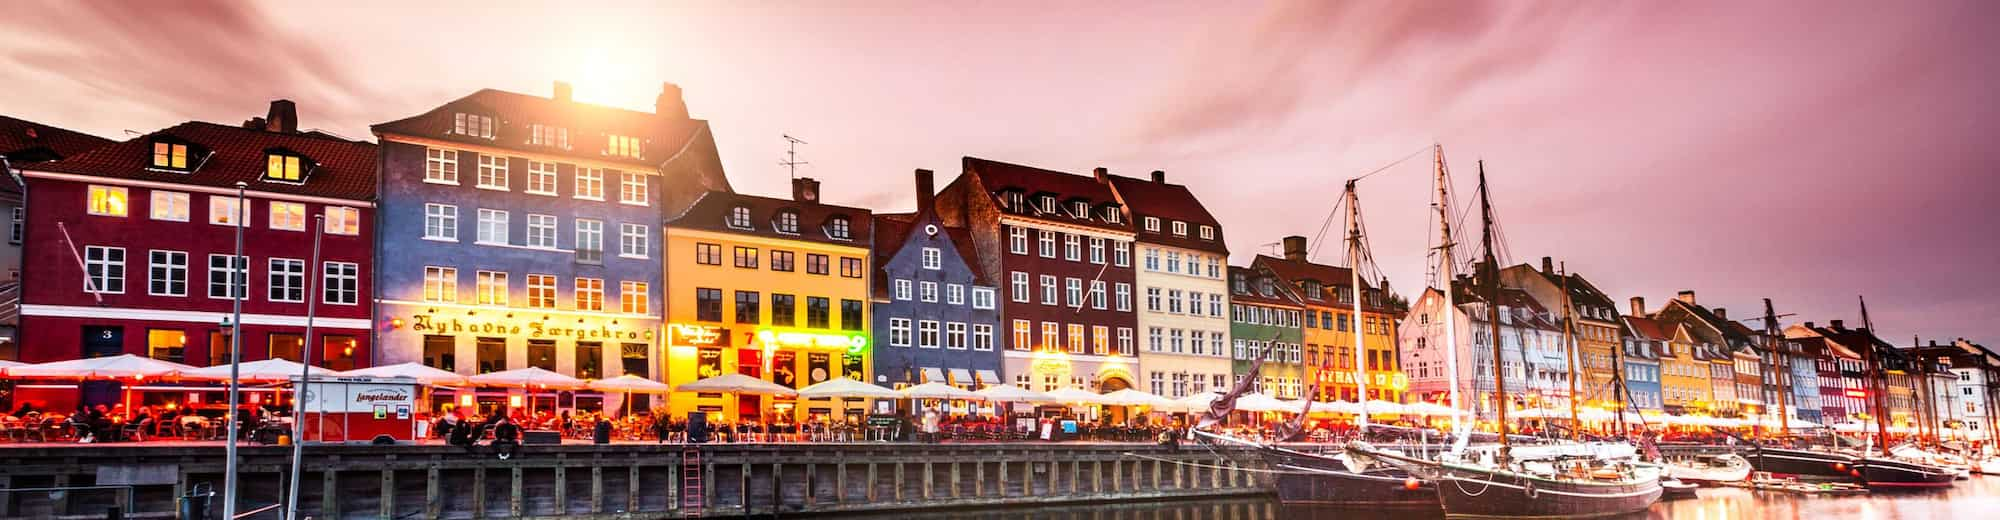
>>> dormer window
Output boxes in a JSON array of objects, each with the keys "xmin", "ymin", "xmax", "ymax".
[
  {"xmin": 607, "ymin": 135, "xmax": 642, "ymax": 159},
  {"xmin": 1037, "ymin": 195, "xmax": 1056, "ymax": 214},
  {"xmin": 1003, "ymin": 190, "xmax": 1024, "ymax": 211},
  {"xmin": 826, "ymin": 216, "xmax": 852, "ymax": 240},
  {"xmin": 1199, "ymin": 225, "xmax": 1214, "ymax": 240},
  {"xmin": 1071, "ymin": 201, "xmax": 1088, "ymax": 218},
  {"xmin": 264, "ymin": 152, "xmax": 306, "ymax": 183},
  {"xmin": 453, "ymin": 113, "xmax": 495, "ymax": 139},
  {"xmin": 1103, "ymin": 206, "xmax": 1122, "ymax": 224},
  {"xmin": 1143, "ymin": 216, "xmax": 1160, "ymax": 232},
  {"xmin": 1303, "ymin": 281, "xmax": 1322, "ymax": 300},
  {"xmin": 1171, "ymin": 221, "xmax": 1187, "ymax": 236},
  {"xmin": 1258, "ymin": 279, "xmax": 1275, "ymax": 297},
  {"xmin": 726, "ymin": 206, "xmax": 753, "ymax": 229},
  {"xmin": 151, "ymin": 141, "xmax": 190, "ymax": 170},
  {"xmin": 775, "ymin": 210, "xmax": 800, "ymax": 234},
  {"xmin": 528, "ymin": 124, "xmax": 569, "ymax": 148}
]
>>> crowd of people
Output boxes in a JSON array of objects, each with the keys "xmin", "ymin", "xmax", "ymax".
[{"xmin": 0, "ymin": 402, "xmax": 291, "ymax": 443}]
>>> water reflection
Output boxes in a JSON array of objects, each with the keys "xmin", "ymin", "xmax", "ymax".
[{"xmin": 854, "ymin": 476, "xmax": 2000, "ymax": 519}]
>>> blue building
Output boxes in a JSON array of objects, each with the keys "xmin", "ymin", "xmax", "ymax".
[
  {"xmin": 370, "ymin": 82, "xmax": 729, "ymax": 416},
  {"xmin": 869, "ymin": 169, "xmax": 1003, "ymax": 391},
  {"xmin": 1620, "ymin": 315, "xmax": 1667, "ymax": 415}
]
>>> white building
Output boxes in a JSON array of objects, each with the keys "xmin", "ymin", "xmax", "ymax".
[
  {"xmin": 1398, "ymin": 280, "xmax": 1570, "ymax": 416},
  {"xmin": 1103, "ymin": 171, "xmax": 1232, "ymax": 399}
]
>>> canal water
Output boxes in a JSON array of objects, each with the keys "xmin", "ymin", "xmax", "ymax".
[{"xmin": 846, "ymin": 475, "xmax": 2000, "ymax": 519}]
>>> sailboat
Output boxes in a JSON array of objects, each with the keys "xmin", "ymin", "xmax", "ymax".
[
  {"xmin": 1352, "ymin": 159, "xmax": 1661, "ymax": 518},
  {"xmin": 1846, "ymin": 297, "xmax": 1957, "ymax": 488}
]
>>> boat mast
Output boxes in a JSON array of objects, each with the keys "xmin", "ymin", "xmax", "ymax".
[
  {"xmin": 1477, "ymin": 162, "xmax": 1510, "ymax": 452},
  {"xmin": 1857, "ymin": 295, "xmax": 1892, "ymax": 456},
  {"xmin": 1347, "ymin": 180, "xmax": 1371, "ymax": 429},
  {"xmin": 1763, "ymin": 298, "xmax": 1792, "ymax": 440},
  {"xmin": 1560, "ymin": 262, "xmax": 1581, "ymax": 441},
  {"xmin": 1431, "ymin": 145, "xmax": 1465, "ymax": 435}
]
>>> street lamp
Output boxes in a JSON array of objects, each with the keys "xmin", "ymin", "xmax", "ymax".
[{"xmin": 222, "ymin": 182, "xmax": 246, "ymax": 520}]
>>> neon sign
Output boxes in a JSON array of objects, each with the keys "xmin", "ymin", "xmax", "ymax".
[
  {"xmin": 668, "ymin": 323, "xmax": 728, "ymax": 347},
  {"xmin": 756, "ymin": 328, "xmax": 868, "ymax": 354}
]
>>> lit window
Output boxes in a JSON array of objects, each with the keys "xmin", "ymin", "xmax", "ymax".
[
  {"xmin": 87, "ymin": 185, "xmax": 128, "ymax": 217},
  {"xmin": 151, "ymin": 141, "xmax": 189, "ymax": 170},
  {"xmin": 621, "ymin": 281, "xmax": 649, "ymax": 313},
  {"xmin": 475, "ymin": 271, "xmax": 508, "ymax": 305},
  {"xmin": 423, "ymin": 266, "xmax": 457, "ymax": 303},
  {"xmin": 425, "ymin": 148, "xmax": 458, "ymax": 183},
  {"xmin": 607, "ymin": 135, "xmax": 641, "ymax": 158},
  {"xmin": 265, "ymin": 153, "xmax": 304, "ymax": 182},
  {"xmin": 208, "ymin": 196, "xmax": 246, "ymax": 226},
  {"xmin": 324, "ymin": 206, "xmax": 360, "ymax": 235},
  {"xmin": 575, "ymin": 168, "xmax": 604, "ymax": 199},
  {"xmin": 619, "ymin": 172, "xmax": 648, "ymax": 205},
  {"xmin": 526, "ymin": 274, "xmax": 557, "ymax": 308},
  {"xmin": 575, "ymin": 278, "xmax": 604, "ymax": 311},
  {"xmin": 268, "ymin": 201, "xmax": 305, "ymax": 231},
  {"xmin": 150, "ymin": 190, "xmax": 189, "ymax": 222}
]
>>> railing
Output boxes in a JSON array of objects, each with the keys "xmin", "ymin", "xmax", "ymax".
[{"xmin": 0, "ymin": 485, "xmax": 134, "ymax": 518}]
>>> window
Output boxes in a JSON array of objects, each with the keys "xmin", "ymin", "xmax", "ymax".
[
  {"xmin": 734, "ymin": 291, "xmax": 760, "ymax": 323},
  {"xmin": 1011, "ymin": 272, "xmax": 1029, "ymax": 302},
  {"xmin": 144, "ymin": 190, "xmax": 190, "ymax": 222},
  {"xmin": 86, "ymin": 185, "xmax": 130, "ymax": 217},
  {"xmin": 775, "ymin": 211, "xmax": 800, "ymax": 234},
  {"xmin": 1149, "ymin": 327, "xmax": 1163, "ymax": 352},
  {"xmin": 946, "ymin": 322, "xmax": 967, "ymax": 349},
  {"xmin": 425, "ymin": 148, "xmax": 459, "ymax": 183},
  {"xmin": 1090, "ymin": 281, "xmax": 1106, "ymax": 309},
  {"xmin": 890, "ymin": 318, "xmax": 912, "ymax": 346},
  {"xmin": 841, "ymin": 257, "xmax": 864, "ymax": 278},
  {"xmin": 424, "ymin": 204, "xmax": 457, "ymax": 240},
  {"xmin": 1041, "ymin": 322, "xmax": 1060, "ymax": 351},
  {"xmin": 476, "ymin": 154, "xmax": 508, "ymax": 190},
  {"xmin": 806, "ymin": 253, "xmax": 829, "ymax": 275},
  {"xmin": 1038, "ymin": 230, "xmax": 1056, "ymax": 258},
  {"xmin": 1209, "ymin": 293, "xmax": 1223, "ymax": 317},
  {"xmin": 921, "ymin": 247, "xmax": 942, "ymax": 270},
  {"xmin": 475, "ymin": 270, "xmax": 507, "ymax": 305},
  {"xmin": 1066, "ymin": 278, "xmax": 1083, "ymax": 307},
  {"xmin": 476, "ymin": 209, "xmax": 509, "ymax": 244},
  {"xmin": 918, "ymin": 320, "xmax": 941, "ymax": 348},
  {"xmin": 1064, "ymin": 234, "xmax": 1081, "ymax": 261},
  {"xmin": 151, "ymin": 141, "xmax": 189, "ymax": 169},
  {"xmin": 1115, "ymin": 283, "xmax": 1131, "ymax": 311},
  {"xmin": 807, "ymin": 297, "xmax": 830, "ymax": 328},
  {"xmin": 1040, "ymin": 275, "xmax": 1058, "ymax": 305},
  {"xmin": 972, "ymin": 288, "xmax": 995, "ymax": 309},
  {"xmin": 268, "ymin": 258, "xmax": 305, "ymax": 302},
  {"xmin": 575, "ymin": 168, "xmax": 604, "ymax": 199},
  {"xmin": 841, "ymin": 299, "xmax": 864, "ymax": 330},
  {"xmin": 1208, "ymin": 257, "xmax": 1220, "ymax": 278},
  {"xmin": 731, "ymin": 246, "xmax": 759, "ymax": 269},
  {"xmin": 84, "ymin": 246, "xmax": 125, "ymax": 294},
  {"xmin": 1012, "ymin": 320, "xmax": 1032, "ymax": 351},
  {"xmin": 519, "ymin": 214, "xmax": 557, "ymax": 249},
  {"xmin": 1199, "ymin": 225, "xmax": 1214, "ymax": 240},
  {"xmin": 695, "ymin": 243, "xmax": 722, "ymax": 265},
  {"xmin": 324, "ymin": 206, "xmax": 359, "ymax": 235},
  {"xmin": 727, "ymin": 206, "xmax": 752, "ymax": 229},
  {"xmin": 1171, "ymin": 221, "xmax": 1188, "ymax": 236},
  {"xmin": 1089, "ymin": 325, "xmax": 1108, "ymax": 355},
  {"xmin": 148, "ymin": 250, "xmax": 187, "ymax": 296},
  {"xmin": 826, "ymin": 217, "xmax": 851, "ymax": 240},
  {"xmin": 972, "ymin": 324, "xmax": 994, "ymax": 351},
  {"xmin": 575, "ymin": 219, "xmax": 603, "ymax": 263},
  {"xmin": 576, "ymin": 278, "xmax": 604, "ymax": 311},
  {"xmin": 1166, "ymin": 251, "xmax": 1181, "ymax": 273},
  {"xmin": 526, "ymin": 274, "xmax": 556, "ymax": 308},
  {"xmin": 1147, "ymin": 287, "xmax": 1162, "ymax": 312},
  {"xmin": 1168, "ymin": 289, "xmax": 1183, "ymax": 314},
  {"xmin": 1037, "ymin": 195, "xmax": 1056, "ymax": 213},
  {"xmin": 208, "ymin": 254, "xmax": 247, "ymax": 300},
  {"xmin": 621, "ymin": 281, "xmax": 649, "ymax": 314},
  {"xmin": 619, "ymin": 223, "xmax": 649, "ymax": 258},
  {"xmin": 1144, "ymin": 248, "xmax": 1160, "ymax": 271},
  {"xmin": 1071, "ymin": 200, "xmax": 1088, "ymax": 218},
  {"xmin": 920, "ymin": 281, "xmax": 938, "ymax": 302},
  {"xmin": 527, "ymin": 161, "xmax": 558, "ymax": 195},
  {"xmin": 1118, "ymin": 327, "xmax": 1134, "ymax": 355},
  {"xmin": 7, "ymin": 207, "xmax": 20, "ymax": 244},
  {"xmin": 1113, "ymin": 241, "xmax": 1130, "ymax": 266},
  {"xmin": 453, "ymin": 113, "xmax": 494, "ymax": 138},
  {"xmin": 619, "ymin": 172, "xmax": 648, "ymax": 205},
  {"xmin": 265, "ymin": 153, "xmax": 304, "ymax": 182},
  {"xmin": 1067, "ymin": 324, "xmax": 1084, "ymax": 353},
  {"xmin": 1089, "ymin": 238, "xmax": 1105, "ymax": 264},
  {"xmin": 771, "ymin": 294, "xmax": 796, "ymax": 326},
  {"xmin": 1171, "ymin": 329, "xmax": 1186, "ymax": 353},
  {"xmin": 947, "ymin": 284, "xmax": 964, "ymax": 305},
  {"xmin": 1143, "ymin": 217, "xmax": 1160, "ymax": 232},
  {"xmin": 148, "ymin": 329, "xmax": 186, "ymax": 363},
  {"xmin": 894, "ymin": 279, "xmax": 912, "ymax": 300},
  {"xmin": 1009, "ymin": 227, "xmax": 1028, "ymax": 254},
  {"xmin": 423, "ymin": 266, "xmax": 456, "ymax": 302},
  {"xmin": 607, "ymin": 135, "xmax": 641, "ymax": 158},
  {"xmin": 770, "ymin": 250, "xmax": 795, "ymax": 271}
]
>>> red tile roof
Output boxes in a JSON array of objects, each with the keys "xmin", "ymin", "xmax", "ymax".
[
  {"xmin": 0, "ymin": 115, "xmax": 112, "ymax": 163},
  {"xmin": 1624, "ymin": 316, "xmax": 1673, "ymax": 341},
  {"xmin": 959, "ymin": 157, "xmax": 1131, "ymax": 233},
  {"xmin": 1105, "ymin": 174, "xmax": 1227, "ymax": 254},
  {"xmin": 668, "ymin": 190, "xmax": 872, "ymax": 248},
  {"xmin": 29, "ymin": 121, "xmax": 377, "ymax": 201},
  {"xmin": 372, "ymin": 88, "xmax": 706, "ymax": 171}
]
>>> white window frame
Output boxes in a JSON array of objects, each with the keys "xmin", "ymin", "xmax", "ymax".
[
  {"xmin": 526, "ymin": 160, "xmax": 559, "ymax": 196},
  {"xmin": 424, "ymin": 203, "xmax": 457, "ymax": 241},
  {"xmin": 267, "ymin": 257, "xmax": 306, "ymax": 303},
  {"xmin": 324, "ymin": 206, "xmax": 360, "ymax": 235},
  {"xmin": 921, "ymin": 247, "xmax": 942, "ymax": 270},
  {"xmin": 1143, "ymin": 216, "xmax": 1160, "ymax": 232},
  {"xmin": 620, "ymin": 281, "xmax": 650, "ymax": 314},
  {"xmin": 1063, "ymin": 234, "xmax": 1080, "ymax": 261},
  {"xmin": 1089, "ymin": 237, "xmax": 1105, "ymax": 264},
  {"xmin": 208, "ymin": 195, "xmax": 247, "ymax": 227},
  {"xmin": 918, "ymin": 320, "xmax": 941, "ymax": 349},
  {"xmin": 526, "ymin": 274, "xmax": 557, "ymax": 309},
  {"xmin": 574, "ymin": 168, "xmax": 604, "ymax": 200},
  {"xmin": 1199, "ymin": 225, "xmax": 1214, "ymax": 240},
  {"xmin": 84, "ymin": 246, "xmax": 125, "ymax": 294},
  {"xmin": 1008, "ymin": 227, "xmax": 1028, "ymax": 255},
  {"xmin": 894, "ymin": 279, "xmax": 913, "ymax": 301},
  {"xmin": 323, "ymin": 261, "xmax": 359, "ymax": 305},
  {"xmin": 1040, "ymin": 275, "xmax": 1058, "ymax": 305},
  {"xmin": 972, "ymin": 324, "xmax": 994, "ymax": 351},
  {"xmin": 1089, "ymin": 281, "xmax": 1106, "ymax": 310},
  {"xmin": 425, "ymin": 148, "xmax": 459, "ymax": 184},
  {"xmin": 972, "ymin": 287, "xmax": 995, "ymax": 309},
  {"xmin": 619, "ymin": 223, "xmax": 649, "ymax": 258},
  {"xmin": 147, "ymin": 249, "xmax": 188, "ymax": 297},
  {"xmin": 475, "ymin": 270, "xmax": 508, "ymax": 306},
  {"xmin": 1115, "ymin": 283, "xmax": 1131, "ymax": 312},
  {"xmin": 1117, "ymin": 327, "xmax": 1134, "ymax": 356},
  {"xmin": 920, "ymin": 281, "xmax": 938, "ymax": 303},
  {"xmin": 889, "ymin": 318, "xmax": 912, "ymax": 347},
  {"xmin": 423, "ymin": 266, "xmax": 457, "ymax": 303},
  {"xmin": 207, "ymin": 254, "xmax": 247, "ymax": 300},
  {"xmin": 575, "ymin": 277, "xmax": 604, "ymax": 311},
  {"xmin": 476, "ymin": 154, "xmax": 509, "ymax": 190},
  {"xmin": 1038, "ymin": 230, "xmax": 1056, "ymax": 258},
  {"xmin": 575, "ymin": 219, "xmax": 604, "ymax": 262},
  {"xmin": 476, "ymin": 208, "xmax": 509, "ymax": 245},
  {"xmin": 619, "ymin": 172, "xmax": 649, "ymax": 206},
  {"xmin": 87, "ymin": 185, "xmax": 129, "ymax": 217},
  {"xmin": 526, "ymin": 214, "xmax": 558, "ymax": 249},
  {"xmin": 1011, "ymin": 272, "xmax": 1029, "ymax": 302},
  {"xmin": 1113, "ymin": 241, "xmax": 1130, "ymax": 267},
  {"xmin": 150, "ymin": 190, "xmax": 190, "ymax": 222},
  {"xmin": 945, "ymin": 322, "xmax": 968, "ymax": 350},
  {"xmin": 1171, "ymin": 221, "xmax": 1187, "ymax": 236}
]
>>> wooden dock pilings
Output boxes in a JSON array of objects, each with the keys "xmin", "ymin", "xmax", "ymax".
[{"xmin": 0, "ymin": 442, "xmax": 1268, "ymax": 519}]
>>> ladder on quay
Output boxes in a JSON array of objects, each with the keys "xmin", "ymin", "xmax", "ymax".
[{"xmin": 681, "ymin": 447, "xmax": 704, "ymax": 517}]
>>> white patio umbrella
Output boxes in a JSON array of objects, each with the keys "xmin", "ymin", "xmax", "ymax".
[
  {"xmin": 1364, "ymin": 400, "xmax": 1409, "ymax": 415},
  {"xmin": 1234, "ymin": 392, "xmax": 1295, "ymax": 413},
  {"xmin": 974, "ymin": 384, "xmax": 1057, "ymax": 403},
  {"xmin": 1169, "ymin": 391, "xmax": 1224, "ymax": 413},
  {"xmin": 797, "ymin": 377, "xmax": 901, "ymax": 399},
  {"xmin": 340, "ymin": 362, "xmax": 469, "ymax": 386},
  {"xmin": 0, "ymin": 359, "xmax": 26, "ymax": 375},
  {"xmin": 1045, "ymin": 387, "xmax": 1111, "ymax": 405},
  {"xmin": 467, "ymin": 366, "xmax": 587, "ymax": 390},
  {"xmin": 1099, "ymin": 388, "xmax": 1172, "ymax": 408},
  {"xmin": 8, "ymin": 354, "xmax": 196, "ymax": 379},
  {"xmin": 901, "ymin": 382, "xmax": 983, "ymax": 400},
  {"xmin": 1302, "ymin": 400, "xmax": 1362, "ymax": 415},
  {"xmin": 186, "ymin": 358, "xmax": 335, "ymax": 383},
  {"xmin": 678, "ymin": 373, "xmax": 798, "ymax": 396},
  {"xmin": 588, "ymin": 374, "xmax": 673, "ymax": 417},
  {"xmin": 1405, "ymin": 402, "xmax": 1466, "ymax": 417}
]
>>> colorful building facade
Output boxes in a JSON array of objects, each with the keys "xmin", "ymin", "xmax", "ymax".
[
  {"xmin": 1501, "ymin": 258, "xmax": 1622, "ymax": 411},
  {"xmin": 662, "ymin": 179, "xmax": 872, "ymax": 422},
  {"xmin": 1227, "ymin": 265, "xmax": 1304, "ymax": 398},
  {"xmin": 1618, "ymin": 314, "xmax": 1666, "ymax": 415},
  {"xmin": 0, "ymin": 115, "xmax": 112, "ymax": 359},
  {"xmin": 869, "ymin": 169, "xmax": 1002, "ymax": 390},
  {"xmin": 1107, "ymin": 170, "xmax": 1231, "ymax": 400},
  {"xmin": 1255, "ymin": 238, "xmax": 1404, "ymax": 403}
]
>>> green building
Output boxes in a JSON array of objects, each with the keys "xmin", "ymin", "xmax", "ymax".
[{"xmin": 1227, "ymin": 265, "xmax": 1307, "ymax": 399}]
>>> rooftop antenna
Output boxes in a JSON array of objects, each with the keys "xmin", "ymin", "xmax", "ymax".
[{"xmin": 780, "ymin": 134, "xmax": 809, "ymax": 180}]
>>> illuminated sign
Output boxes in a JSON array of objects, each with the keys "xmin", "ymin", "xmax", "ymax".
[
  {"xmin": 1030, "ymin": 350, "xmax": 1072, "ymax": 374},
  {"xmin": 668, "ymin": 323, "xmax": 729, "ymax": 347},
  {"xmin": 1844, "ymin": 389, "xmax": 1867, "ymax": 398},
  {"xmin": 406, "ymin": 314, "xmax": 655, "ymax": 341},
  {"xmin": 756, "ymin": 328, "xmax": 868, "ymax": 354}
]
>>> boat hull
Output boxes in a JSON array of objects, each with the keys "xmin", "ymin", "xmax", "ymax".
[
  {"xmin": 1747, "ymin": 448, "xmax": 1858, "ymax": 479},
  {"xmin": 1433, "ymin": 466, "xmax": 1662, "ymax": 519},
  {"xmin": 1667, "ymin": 455, "xmax": 1752, "ymax": 485},
  {"xmin": 1857, "ymin": 457, "xmax": 1956, "ymax": 489},
  {"xmin": 1263, "ymin": 448, "xmax": 1440, "ymax": 507}
]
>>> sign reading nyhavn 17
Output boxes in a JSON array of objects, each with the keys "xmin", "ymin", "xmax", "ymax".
[{"xmin": 408, "ymin": 314, "xmax": 655, "ymax": 341}]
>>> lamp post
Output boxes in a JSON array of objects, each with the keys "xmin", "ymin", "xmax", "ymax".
[
  {"xmin": 222, "ymin": 182, "xmax": 246, "ymax": 520},
  {"xmin": 285, "ymin": 213, "xmax": 324, "ymax": 520}
]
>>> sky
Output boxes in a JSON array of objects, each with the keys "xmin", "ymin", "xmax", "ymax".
[{"xmin": 4, "ymin": 0, "xmax": 1996, "ymax": 346}]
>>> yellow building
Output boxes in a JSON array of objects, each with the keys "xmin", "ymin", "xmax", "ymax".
[
  {"xmin": 1254, "ymin": 238, "xmax": 1406, "ymax": 403},
  {"xmin": 1657, "ymin": 321, "xmax": 1712, "ymax": 414},
  {"xmin": 662, "ymin": 180, "xmax": 873, "ymax": 423}
]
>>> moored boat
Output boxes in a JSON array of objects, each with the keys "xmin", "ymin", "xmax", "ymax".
[
  {"xmin": 1667, "ymin": 454, "xmax": 1752, "ymax": 485},
  {"xmin": 1264, "ymin": 446, "xmax": 1440, "ymax": 508},
  {"xmin": 1748, "ymin": 447, "xmax": 1860, "ymax": 479},
  {"xmin": 1855, "ymin": 456, "xmax": 1957, "ymax": 488},
  {"xmin": 1428, "ymin": 457, "xmax": 1663, "ymax": 518}
]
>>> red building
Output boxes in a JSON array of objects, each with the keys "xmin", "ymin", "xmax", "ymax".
[{"xmin": 16, "ymin": 102, "xmax": 377, "ymax": 388}]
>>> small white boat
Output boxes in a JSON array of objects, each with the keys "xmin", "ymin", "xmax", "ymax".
[{"xmin": 1668, "ymin": 454, "xmax": 1752, "ymax": 484}]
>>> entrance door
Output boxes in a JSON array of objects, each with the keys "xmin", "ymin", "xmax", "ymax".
[{"xmin": 80, "ymin": 326, "xmax": 124, "ymax": 407}]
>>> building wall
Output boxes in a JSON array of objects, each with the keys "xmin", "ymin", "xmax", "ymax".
[
  {"xmin": 1660, "ymin": 335, "xmax": 1709, "ymax": 413},
  {"xmin": 870, "ymin": 218, "xmax": 1001, "ymax": 387},
  {"xmin": 1133, "ymin": 243, "xmax": 1230, "ymax": 399},
  {"xmin": 1229, "ymin": 301, "xmax": 1303, "ymax": 398},
  {"xmin": 994, "ymin": 219, "xmax": 1137, "ymax": 392},
  {"xmin": 1398, "ymin": 290, "xmax": 1474, "ymax": 405}
]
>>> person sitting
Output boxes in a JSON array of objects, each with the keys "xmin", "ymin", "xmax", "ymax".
[{"xmin": 490, "ymin": 416, "xmax": 521, "ymax": 460}]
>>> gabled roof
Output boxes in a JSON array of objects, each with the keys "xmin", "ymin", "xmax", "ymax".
[
  {"xmin": 868, "ymin": 211, "xmax": 990, "ymax": 297},
  {"xmin": 1104, "ymin": 173, "xmax": 1226, "ymax": 254},
  {"xmin": 1229, "ymin": 265, "xmax": 1305, "ymax": 308},
  {"xmin": 1624, "ymin": 315, "xmax": 1673, "ymax": 341},
  {"xmin": 30, "ymin": 120, "xmax": 377, "ymax": 201},
  {"xmin": 371, "ymin": 88, "xmax": 714, "ymax": 175},
  {"xmin": 1250, "ymin": 254, "xmax": 1396, "ymax": 311},
  {"xmin": 668, "ymin": 190, "xmax": 871, "ymax": 248},
  {"xmin": 956, "ymin": 157, "xmax": 1131, "ymax": 233},
  {"xmin": 0, "ymin": 115, "xmax": 112, "ymax": 163},
  {"xmin": 1511, "ymin": 264, "xmax": 1621, "ymax": 318}
]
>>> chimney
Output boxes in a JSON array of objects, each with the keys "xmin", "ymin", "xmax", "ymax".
[
  {"xmin": 1714, "ymin": 308, "xmax": 1728, "ymax": 320},
  {"xmin": 1093, "ymin": 166, "xmax": 1109, "ymax": 184},
  {"xmin": 265, "ymin": 99, "xmax": 297, "ymax": 133},
  {"xmin": 1282, "ymin": 236, "xmax": 1308, "ymax": 262},
  {"xmin": 1804, "ymin": 321, "xmax": 1814, "ymax": 329},
  {"xmin": 1676, "ymin": 290, "xmax": 1696, "ymax": 305},
  {"xmin": 1150, "ymin": 170, "xmax": 1166, "ymax": 183},
  {"xmin": 792, "ymin": 177, "xmax": 821, "ymax": 204},
  {"xmin": 913, "ymin": 169, "xmax": 935, "ymax": 210},
  {"xmin": 553, "ymin": 81, "xmax": 573, "ymax": 102},
  {"xmin": 1541, "ymin": 256, "xmax": 1553, "ymax": 274},
  {"xmin": 1830, "ymin": 319, "xmax": 1845, "ymax": 331},
  {"xmin": 655, "ymin": 82, "xmax": 689, "ymax": 119},
  {"xmin": 1629, "ymin": 296, "xmax": 1645, "ymax": 316}
]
